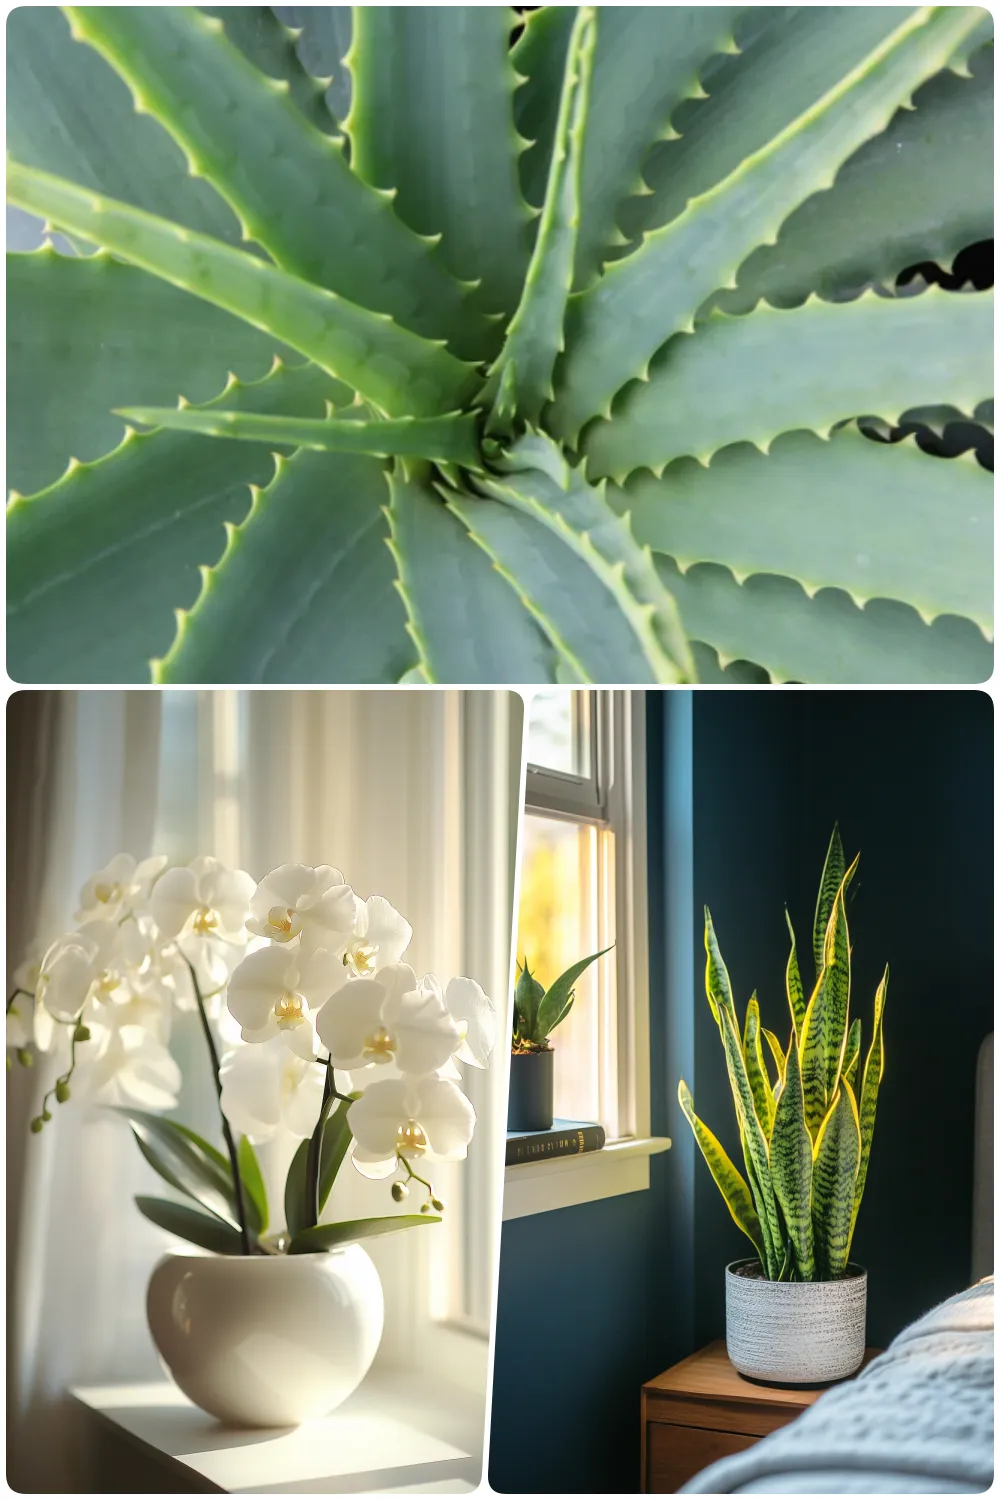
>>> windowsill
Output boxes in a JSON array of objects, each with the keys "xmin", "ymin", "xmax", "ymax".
[
  {"xmin": 71, "ymin": 1366, "xmax": 483, "ymax": 1493},
  {"xmin": 502, "ymin": 1135, "xmax": 671, "ymax": 1220}
]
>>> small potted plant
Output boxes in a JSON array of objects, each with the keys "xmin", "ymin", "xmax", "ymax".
[
  {"xmin": 678, "ymin": 826, "xmax": 888, "ymax": 1385},
  {"xmin": 8, "ymin": 853, "xmax": 495, "ymax": 1427},
  {"xmin": 509, "ymin": 947, "xmax": 611, "ymax": 1131}
]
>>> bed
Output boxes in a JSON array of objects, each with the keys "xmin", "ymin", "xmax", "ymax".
[{"xmin": 684, "ymin": 1033, "xmax": 995, "ymax": 1495}]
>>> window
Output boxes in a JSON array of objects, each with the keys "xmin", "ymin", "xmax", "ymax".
[{"xmin": 508, "ymin": 690, "xmax": 668, "ymax": 1218}]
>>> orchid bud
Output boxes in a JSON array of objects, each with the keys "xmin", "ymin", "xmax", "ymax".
[
  {"xmin": 55, "ymin": 1080, "xmax": 71, "ymax": 1103},
  {"xmin": 391, "ymin": 1181, "xmax": 408, "ymax": 1202},
  {"xmin": 30, "ymin": 1117, "xmax": 44, "ymax": 1134},
  {"xmin": 16, "ymin": 1048, "xmax": 33, "ymax": 1068},
  {"xmin": 73, "ymin": 1023, "xmax": 91, "ymax": 1043},
  {"xmin": 41, "ymin": 1108, "xmax": 52, "ymax": 1122},
  {"xmin": 430, "ymin": 1196, "xmax": 445, "ymax": 1213}
]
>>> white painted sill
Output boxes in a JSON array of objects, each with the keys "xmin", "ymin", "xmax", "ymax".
[
  {"xmin": 71, "ymin": 1367, "xmax": 483, "ymax": 1493},
  {"xmin": 502, "ymin": 1135, "xmax": 671, "ymax": 1220}
]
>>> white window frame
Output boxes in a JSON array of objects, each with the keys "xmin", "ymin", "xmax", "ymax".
[{"xmin": 504, "ymin": 690, "xmax": 670, "ymax": 1220}]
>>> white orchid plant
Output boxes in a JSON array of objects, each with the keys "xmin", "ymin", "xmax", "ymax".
[{"xmin": 7, "ymin": 854, "xmax": 495, "ymax": 1256}]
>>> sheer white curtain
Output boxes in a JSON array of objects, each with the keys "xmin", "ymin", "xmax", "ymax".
[{"xmin": 7, "ymin": 689, "xmax": 518, "ymax": 1490}]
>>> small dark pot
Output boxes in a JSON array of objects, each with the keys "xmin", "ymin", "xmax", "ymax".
[{"xmin": 507, "ymin": 1049, "xmax": 554, "ymax": 1132}]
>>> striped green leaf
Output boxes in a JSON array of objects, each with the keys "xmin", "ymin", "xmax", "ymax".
[
  {"xmin": 742, "ymin": 994, "xmax": 775, "ymax": 1137},
  {"xmin": 785, "ymin": 909, "xmax": 807, "ymax": 1039},
  {"xmin": 585, "ymin": 288, "xmax": 994, "ymax": 481},
  {"xmin": 769, "ymin": 1033, "xmax": 815, "ymax": 1281},
  {"xmin": 552, "ymin": 6, "xmax": 988, "ymax": 441},
  {"xmin": 703, "ymin": 907, "xmax": 738, "ymax": 1034},
  {"xmin": 65, "ymin": 6, "xmax": 489, "ymax": 360},
  {"xmin": 678, "ymin": 1080, "xmax": 765, "ymax": 1265},
  {"xmin": 813, "ymin": 825, "xmax": 847, "ymax": 980},
  {"xmin": 800, "ymin": 859, "xmax": 858, "ymax": 1137},
  {"xmin": 842, "ymin": 1018, "xmax": 863, "ymax": 1091},
  {"xmin": 485, "ymin": 7, "xmax": 597, "ymax": 427},
  {"xmin": 6, "ymin": 162, "xmax": 479, "ymax": 420},
  {"xmin": 762, "ymin": 1029, "xmax": 788, "ymax": 1091},
  {"xmin": 718, "ymin": 1005, "xmax": 783, "ymax": 1275},
  {"xmin": 812, "ymin": 1081, "xmax": 862, "ymax": 1279},
  {"xmin": 346, "ymin": 7, "xmax": 531, "ymax": 321},
  {"xmin": 853, "ymin": 967, "xmax": 889, "ymax": 1235}
]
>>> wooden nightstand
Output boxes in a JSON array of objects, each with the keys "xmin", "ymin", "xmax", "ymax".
[{"xmin": 641, "ymin": 1340, "xmax": 879, "ymax": 1492}]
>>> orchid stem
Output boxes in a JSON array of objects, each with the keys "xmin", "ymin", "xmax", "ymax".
[{"xmin": 184, "ymin": 958, "xmax": 252, "ymax": 1256}]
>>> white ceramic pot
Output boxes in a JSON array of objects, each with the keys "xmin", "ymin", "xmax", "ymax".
[
  {"xmin": 147, "ymin": 1246, "xmax": 384, "ymax": 1427},
  {"xmin": 725, "ymin": 1258, "xmax": 867, "ymax": 1385}
]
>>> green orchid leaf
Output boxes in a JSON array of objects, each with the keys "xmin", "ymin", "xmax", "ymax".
[
  {"xmin": 768, "ymin": 1034, "xmax": 815, "ymax": 1281},
  {"xmin": 283, "ymin": 1094, "xmax": 354, "ymax": 1238},
  {"xmin": 118, "ymin": 1108, "xmax": 238, "ymax": 1225},
  {"xmin": 7, "ymin": 160, "xmax": 478, "ymax": 420},
  {"xmin": 678, "ymin": 1080, "xmax": 765, "ymax": 1264},
  {"xmin": 237, "ymin": 1136, "xmax": 268, "ymax": 1238},
  {"xmin": 535, "ymin": 944, "xmax": 613, "ymax": 1044},
  {"xmin": 812, "ymin": 1082, "xmax": 862, "ymax": 1279},
  {"xmin": 288, "ymin": 1214, "xmax": 441, "ymax": 1255},
  {"xmin": 346, "ymin": 7, "xmax": 531, "ymax": 321},
  {"xmin": 134, "ymin": 1194, "xmax": 246, "ymax": 1256}
]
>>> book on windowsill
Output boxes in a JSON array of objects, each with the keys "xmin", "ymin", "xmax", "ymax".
[{"xmin": 505, "ymin": 1119, "xmax": 606, "ymax": 1166}]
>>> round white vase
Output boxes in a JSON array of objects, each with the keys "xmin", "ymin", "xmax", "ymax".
[
  {"xmin": 147, "ymin": 1246, "xmax": 384, "ymax": 1427},
  {"xmin": 725, "ymin": 1258, "xmax": 867, "ymax": 1385}
]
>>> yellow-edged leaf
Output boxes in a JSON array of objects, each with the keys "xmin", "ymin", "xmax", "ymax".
[{"xmin": 678, "ymin": 1080, "xmax": 765, "ymax": 1264}]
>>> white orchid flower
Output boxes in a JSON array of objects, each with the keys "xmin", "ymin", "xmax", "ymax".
[
  {"xmin": 315, "ymin": 962, "xmax": 462, "ymax": 1076},
  {"xmin": 348, "ymin": 1074, "xmax": 476, "ymax": 1178},
  {"xmin": 35, "ymin": 920, "xmax": 122, "ymax": 1024},
  {"xmin": 443, "ymin": 975, "xmax": 496, "ymax": 1068},
  {"xmin": 246, "ymin": 863, "xmax": 357, "ymax": 957},
  {"xmin": 147, "ymin": 855, "xmax": 255, "ymax": 989},
  {"xmin": 75, "ymin": 853, "xmax": 166, "ymax": 924},
  {"xmin": 72, "ymin": 1022, "xmax": 181, "ymax": 1111},
  {"xmin": 219, "ymin": 1038, "xmax": 340, "ymax": 1143},
  {"xmin": 226, "ymin": 944, "xmax": 341, "ymax": 1059},
  {"xmin": 334, "ymin": 894, "xmax": 413, "ymax": 989}
]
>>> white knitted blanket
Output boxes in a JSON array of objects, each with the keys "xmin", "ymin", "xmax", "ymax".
[{"xmin": 683, "ymin": 1278, "xmax": 994, "ymax": 1494}]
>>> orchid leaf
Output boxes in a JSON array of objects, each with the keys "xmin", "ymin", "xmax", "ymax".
[
  {"xmin": 134, "ymin": 1195, "xmax": 245, "ymax": 1256},
  {"xmin": 237, "ymin": 1137, "xmax": 268, "ymax": 1238},
  {"xmin": 288, "ymin": 1214, "xmax": 441, "ymax": 1255}
]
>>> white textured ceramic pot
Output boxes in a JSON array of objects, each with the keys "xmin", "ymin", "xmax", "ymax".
[
  {"xmin": 147, "ymin": 1246, "xmax": 384, "ymax": 1427},
  {"xmin": 725, "ymin": 1258, "xmax": 867, "ymax": 1385}
]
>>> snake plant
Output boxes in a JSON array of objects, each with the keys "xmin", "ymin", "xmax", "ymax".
[
  {"xmin": 512, "ymin": 947, "xmax": 611, "ymax": 1051},
  {"xmin": 679, "ymin": 827, "xmax": 888, "ymax": 1281},
  {"xmin": 6, "ymin": 7, "xmax": 993, "ymax": 685}
]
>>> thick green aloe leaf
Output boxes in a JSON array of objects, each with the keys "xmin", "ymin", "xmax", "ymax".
[
  {"xmin": 275, "ymin": 5, "xmax": 353, "ymax": 125},
  {"xmin": 718, "ymin": 1005, "xmax": 783, "ymax": 1275},
  {"xmin": 65, "ymin": 6, "xmax": 489, "ymax": 361},
  {"xmin": 7, "ymin": 161, "xmax": 478, "ymax": 419},
  {"xmin": 619, "ymin": 8, "xmax": 913, "ymax": 247},
  {"xmin": 800, "ymin": 866, "xmax": 857, "ymax": 1137},
  {"xmin": 768, "ymin": 1035, "xmax": 815, "ymax": 1281},
  {"xmin": 678, "ymin": 1080, "xmax": 765, "ymax": 1263},
  {"xmin": 486, "ymin": 8, "xmax": 597, "ymax": 425},
  {"xmin": 288, "ymin": 1214, "xmax": 440, "ymax": 1255},
  {"xmin": 475, "ymin": 434, "xmax": 694, "ymax": 682},
  {"xmin": 552, "ymin": 7, "xmax": 988, "ymax": 439},
  {"xmin": 8, "ymin": 363, "xmax": 344, "ymax": 685},
  {"xmin": 388, "ymin": 472, "xmax": 561, "ymax": 684},
  {"xmin": 135, "ymin": 1195, "xmax": 246, "ymax": 1255},
  {"xmin": 202, "ymin": 6, "xmax": 339, "ymax": 136},
  {"xmin": 813, "ymin": 826, "xmax": 848, "ymax": 983},
  {"xmin": 346, "ymin": 7, "xmax": 531, "ymax": 320},
  {"xmin": 853, "ymin": 967, "xmax": 888, "ymax": 1235},
  {"xmin": 656, "ymin": 556, "xmax": 993, "ymax": 685},
  {"xmin": 572, "ymin": 6, "xmax": 742, "ymax": 289},
  {"xmin": 155, "ymin": 448, "xmax": 413, "ymax": 684},
  {"xmin": 842, "ymin": 1019, "xmax": 863, "ymax": 1093},
  {"xmin": 717, "ymin": 43, "xmax": 995, "ymax": 313},
  {"xmin": 612, "ymin": 426, "xmax": 992, "ymax": 632},
  {"xmin": 785, "ymin": 911, "xmax": 806, "ymax": 1040},
  {"xmin": 587, "ymin": 287, "xmax": 993, "ymax": 479},
  {"xmin": 118, "ymin": 406, "xmax": 483, "ymax": 467},
  {"xmin": 811, "ymin": 1081, "xmax": 862, "ymax": 1279},
  {"xmin": 7, "ymin": 248, "xmax": 288, "ymax": 497},
  {"xmin": 742, "ymin": 994, "xmax": 775, "ymax": 1136},
  {"xmin": 511, "ymin": 6, "xmax": 577, "ymax": 210},
  {"xmin": 6, "ymin": 5, "xmax": 242, "ymax": 244}
]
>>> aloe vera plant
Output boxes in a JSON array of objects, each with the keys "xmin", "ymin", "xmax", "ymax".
[
  {"xmin": 6, "ymin": 6, "xmax": 993, "ymax": 684},
  {"xmin": 679, "ymin": 827, "xmax": 888, "ymax": 1280}
]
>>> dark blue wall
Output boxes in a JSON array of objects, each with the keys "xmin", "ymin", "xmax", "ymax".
[{"xmin": 489, "ymin": 690, "xmax": 993, "ymax": 1493}]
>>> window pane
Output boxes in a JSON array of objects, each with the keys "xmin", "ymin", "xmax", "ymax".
[
  {"xmin": 516, "ymin": 812, "xmax": 616, "ymax": 1129},
  {"xmin": 526, "ymin": 689, "xmax": 591, "ymax": 778}
]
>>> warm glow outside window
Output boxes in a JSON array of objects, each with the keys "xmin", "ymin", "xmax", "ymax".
[{"xmin": 519, "ymin": 691, "xmax": 644, "ymax": 1143}]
